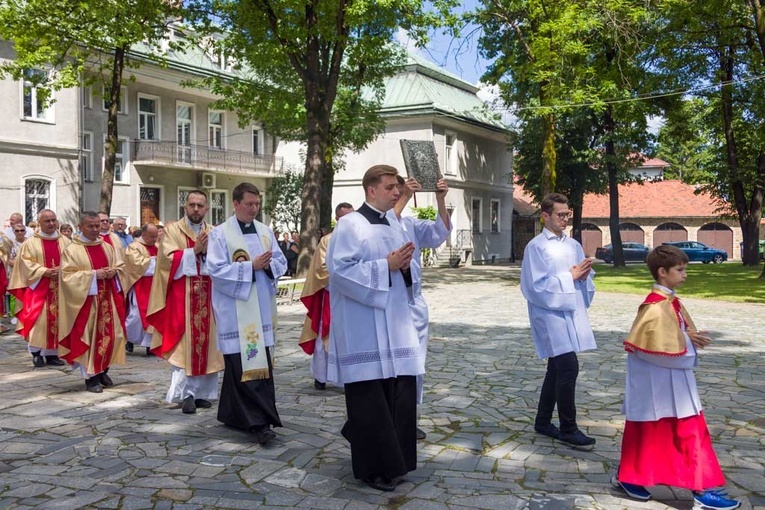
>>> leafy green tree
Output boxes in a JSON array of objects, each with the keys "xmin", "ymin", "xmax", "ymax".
[
  {"xmin": 188, "ymin": 0, "xmax": 457, "ymax": 275},
  {"xmin": 410, "ymin": 205, "xmax": 437, "ymax": 266},
  {"xmin": 0, "ymin": 0, "xmax": 178, "ymax": 214},
  {"xmin": 477, "ymin": 0, "xmax": 657, "ymax": 265},
  {"xmin": 657, "ymin": 0, "xmax": 765, "ymax": 267},
  {"xmin": 265, "ymin": 169, "xmax": 303, "ymax": 233},
  {"xmin": 656, "ymin": 99, "xmax": 717, "ymax": 184}
]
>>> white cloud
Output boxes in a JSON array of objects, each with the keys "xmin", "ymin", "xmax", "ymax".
[{"xmin": 647, "ymin": 115, "xmax": 665, "ymax": 136}]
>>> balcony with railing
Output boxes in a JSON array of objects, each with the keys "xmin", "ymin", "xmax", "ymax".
[{"xmin": 132, "ymin": 140, "xmax": 284, "ymax": 176}]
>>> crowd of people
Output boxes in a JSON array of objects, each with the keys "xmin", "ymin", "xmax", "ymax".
[{"xmin": 0, "ymin": 171, "xmax": 741, "ymax": 509}]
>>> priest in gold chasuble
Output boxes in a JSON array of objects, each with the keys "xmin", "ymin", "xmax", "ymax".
[
  {"xmin": 147, "ymin": 190, "xmax": 223, "ymax": 415},
  {"xmin": 8, "ymin": 209, "xmax": 70, "ymax": 367},
  {"xmin": 58, "ymin": 211, "xmax": 127, "ymax": 393}
]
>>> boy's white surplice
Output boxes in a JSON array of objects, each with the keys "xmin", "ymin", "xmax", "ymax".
[
  {"xmin": 326, "ymin": 211, "xmax": 424, "ymax": 385},
  {"xmin": 206, "ymin": 217, "xmax": 287, "ymax": 355},
  {"xmin": 520, "ymin": 228, "xmax": 597, "ymax": 359}
]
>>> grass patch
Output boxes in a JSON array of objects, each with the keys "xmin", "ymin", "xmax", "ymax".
[{"xmin": 593, "ymin": 262, "xmax": 765, "ymax": 303}]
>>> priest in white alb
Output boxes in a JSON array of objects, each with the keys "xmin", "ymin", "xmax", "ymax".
[
  {"xmin": 206, "ymin": 182, "xmax": 287, "ymax": 445},
  {"xmin": 327, "ymin": 165, "xmax": 423, "ymax": 492},
  {"xmin": 123, "ymin": 223, "xmax": 159, "ymax": 354}
]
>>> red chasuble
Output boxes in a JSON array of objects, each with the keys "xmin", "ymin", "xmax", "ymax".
[
  {"xmin": 60, "ymin": 244, "xmax": 127, "ymax": 374},
  {"xmin": 299, "ymin": 288, "xmax": 330, "ymax": 355},
  {"xmin": 147, "ymin": 237, "xmax": 213, "ymax": 376},
  {"xmin": 0, "ymin": 260, "xmax": 7, "ymax": 315},
  {"xmin": 10, "ymin": 238, "xmax": 62, "ymax": 348}
]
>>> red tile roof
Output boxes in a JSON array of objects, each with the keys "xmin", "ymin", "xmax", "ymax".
[{"xmin": 582, "ymin": 180, "xmax": 725, "ymax": 218}]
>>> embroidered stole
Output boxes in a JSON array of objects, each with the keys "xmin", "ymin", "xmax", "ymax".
[{"xmin": 222, "ymin": 217, "xmax": 270, "ymax": 381}]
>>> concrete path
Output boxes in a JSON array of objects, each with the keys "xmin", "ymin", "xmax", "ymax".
[{"xmin": 0, "ymin": 265, "xmax": 763, "ymax": 509}]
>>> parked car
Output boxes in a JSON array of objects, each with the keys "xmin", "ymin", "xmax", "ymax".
[
  {"xmin": 595, "ymin": 242, "xmax": 651, "ymax": 263},
  {"xmin": 662, "ymin": 241, "xmax": 728, "ymax": 263}
]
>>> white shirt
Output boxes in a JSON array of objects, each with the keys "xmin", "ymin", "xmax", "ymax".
[{"xmin": 520, "ymin": 228, "xmax": 596, "ymax": 359}]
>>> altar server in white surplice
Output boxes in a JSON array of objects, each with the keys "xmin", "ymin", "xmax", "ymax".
[
  {"xmin": 520, "ymin": 192, "xmax": 598, "ymax": 450},
  {"xmin": 206, "ymin": 182, "xmax": 287, "ymax": 446},
  {"xmin": 327, "ymin": 165, "xmax": 423, "ymax": 493},
  {"xmin": 390, "ymin": 176, "xmax": 452, "ymax": 441}
]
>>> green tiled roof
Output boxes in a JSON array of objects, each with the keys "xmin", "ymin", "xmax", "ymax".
[{"xmin": 379, "ymin": 53, "xmax": 509, "ymax": 132}]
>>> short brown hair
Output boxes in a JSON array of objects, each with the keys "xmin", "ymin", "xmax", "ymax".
[
  {"xmin": 362, "ymin": 165, "xmax": 398, "ymax": 193},
  {"xmin": 233, "ymin": 182, "xmax": 261, "ymax": 202},
  {"xmin": 540, "ymin": 193, "xmax": 569, "ymax": 215},
  {"xmin": 647, "ymin": 245, "xmax": 689, "ymax": 280}
]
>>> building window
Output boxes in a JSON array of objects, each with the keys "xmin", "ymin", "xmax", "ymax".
[
  {"xmin": 178, "ymin": 189, "xmax": 190, "ymax": 220},
  {"xmin": 102, "ymin": 85, "xmax": 128, "ymax": 114},
  {"xmin": 177, "ymin": 102, "xmax": 194, "ymax": 163},
  {"xmin": 22, "ymin": 69, "xmax": 53, "ymax": 122},
  {"xmin": 253, "ymin": 127, "xmax": 262, "ymax": 155},
  {"xmin": 83, "ymin": 86, "xmax": 93, "ymax": 109},
  {"xmin": 444, "ymin": 132, "xmax": 456, "ymax": 175},
  {"xmin": 472, "ymin": 198, "xmax": 482, "ymax": 234},
  {"xmin": 209, "ymin": 111, "xmax": 224, "ymax": 149},
  {"xmin": 104, "ymin": 136, "xmax": 129, "ymax": 184},
  {"xmin": 490, "ymin": 199, "xmax": 500, "ymax": 233},
  {"xmin": 82, "ymin": 132, "xmax": 94, "ymax": 182},
  {"xmin": 138, "ymin": 95, "xmax": 159, "ymax": 140},
  {"xmin": 210, "ymin": 190, "xmax": 227, "ymax": 225},
  {"xmin": 24, "ymin": 178, "xmax": 52, "ymax": 222}
]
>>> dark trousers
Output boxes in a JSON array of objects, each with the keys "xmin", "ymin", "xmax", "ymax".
[
  {"xmin": 342, "ymin": 376, "xmax": 417, "ymax": 480},
  {"xmin": 535, "ymin": 351, "xmax": 579, "ymax": 433}
]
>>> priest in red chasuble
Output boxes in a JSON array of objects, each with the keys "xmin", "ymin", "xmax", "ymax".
[
  {"xmin": 8, "ymin": 209, "xmax": 70, "ymax": 366},
  {"xmin": 147, "ymin": 190, "xmax": 223, "ymax": 415},
  {"xmin": 58, "ymin": 211, "xmax": 127, "ymax": 393},
  {"xmin": 123, "ymin": 223, "xmax": 159, "ymax": 354}
]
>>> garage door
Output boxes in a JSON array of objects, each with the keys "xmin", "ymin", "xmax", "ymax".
[
  {"xmin": 619, "ymin": 223, "xmax": 644, "ymax": 244},
  {"xmin": 653, "ymin": 222, "xmax": 687, "ymax": 247},
  {"xmin": 581, "ymin": 224, "xmax": 602, "ymax": 257},
  {"xmin": 697, "ymin": 223, "xmax": 733, "ymax": 258}
]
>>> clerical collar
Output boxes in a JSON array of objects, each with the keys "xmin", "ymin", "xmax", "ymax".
[
  {"xmin": 364, "ymin": 202, "xmax": 387, "ymax": 218},
  {"xmin": 37, "ymin": 231, "xmax": 59, "ymax": 239},
  {"xmin": 100, "ymin": 231, "xmax": 111, "ymax": 236},
  {"xmin": 76, "ymin": 233, "xmax": 99, "ymax": 243},
  {"xmin": 358, "ymin": 203, "xmax": 390, "ymax": 226},
  {"xmin": 185, "ymin": 217, "xmax": 203, "ymax": 234},
  {"xmin": 237, "ymin": 218, "xmax": 257, "ymax": 234}
]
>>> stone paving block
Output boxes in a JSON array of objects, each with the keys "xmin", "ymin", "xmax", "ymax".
[
  {"xmin": 264, "ymin": 466, "xmax": 307, "ymax": 488},
  {"xmin": 36, "ymin": 491, "xmax": 110, "ymax": 510},
  {"xmin": 240, "ymin": 460, "xmax": 288, "ymax": 484},
  {"xmin": 448, "ymin": 494, "xmax": 527, "ymax": 509}
]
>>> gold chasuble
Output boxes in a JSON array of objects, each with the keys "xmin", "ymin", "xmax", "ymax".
[
  {"xmin": 8, "ymin": 234, "xmax": 70, "ymax": 349},
  {"xmin": 58, "ymin": 236, "xmax": 127, "ymax": 374},
  {"xmin": 299, "ymin": 233, "xmax": 332, "ymax": 354},
  {"xmin": 0, "ymin": 234, "xmax": 12, "ymax": 315},
  {"xmin": 124, "ymin": 239, "xmax": 158, "ymax": 334},
  {"xmin": 624, "ymin": 287, "xmax": 697, "ymax": 356},
  {"xmin": 147, "ymin": 220, "xmax": 223, "ymax": 376}
]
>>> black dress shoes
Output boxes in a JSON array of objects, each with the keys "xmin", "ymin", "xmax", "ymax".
[
  {"xmin": 45, "ymin": 356, "xmax": 66, "ymax": 366},
  {"xmin": 194, "ymin": 399, "xmax": 212, "ymax": 408},
  {"xmin": 181, "ymin": 396, "xmax": 196, "ymax": 414},
  {"xmin": 314, "ymin": 379, "xmax": 326, "ymax": 390},
  {"xmin": 32, "ymin": 354, "xmax": 45, "ymax": 367},
  {"xmin": 252, "ymin": 425, "xmax": 276, "ymax": 445},
  {"xmin": 534, "ymin": 423, "xmax": 561, "ymax": 440},
  {"xmin": 363, "ymin": 475, "xmax": 396, "ymax": 492},
  {"xmin": 125, "ymin": 342, "xmax": 134, "ymax": 353},
  {"xmin": 99, "ymin": 371, "xmax": 114, "ymax": 387},
  {"xmin": 416, "ymin": 427, "xmax": 427, "ymax": 440},
  {"xmin": 85, "ymin": 376, "xmax": 103, "ymax": 393}
]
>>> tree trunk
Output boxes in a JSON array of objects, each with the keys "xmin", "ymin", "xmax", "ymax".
[
  {"xmin": 570, "ymin": 189, "xmax": 584, "ymax": 244},
  {"xmin": 320, "ymin": 157, "xmax": 335, "ymax": 231},
  {"xmin": 539, "ymin": 85, "xmax": 556, "ymax": 196},
  {"xmin": 604, "ymin": 107, "xmax": 625, "ymax": 267},
  {"xmin": 298, "ymin": 108, "xmax": 326, "ymax": 277},
  {"xmin": 99, "ymin": 46, "xmax": 126, "ymax": 215}
]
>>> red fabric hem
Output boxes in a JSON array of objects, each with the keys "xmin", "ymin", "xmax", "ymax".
[
  {"xmin": 146, "ymin": 251, "xmax": 185, "ymax": 357},
  {"xmin": 618, "ymin": 413, "xmax": 725, "ymax": 491}
]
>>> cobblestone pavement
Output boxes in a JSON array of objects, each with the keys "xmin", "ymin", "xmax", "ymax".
[{"xmin": 1, "ymin": 265, "xmax": 763, "ymax": 510}]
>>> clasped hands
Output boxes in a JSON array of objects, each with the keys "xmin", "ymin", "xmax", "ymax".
[
  {"xmin": 570, "ymin": 257, "xmax": 593, "ymax": 281},
  {"xmin": 387, "ymin": 242, "xmax": 415, "ymax": 271},
  {"xmin": 252, "ymin": 251, "xmax": 272, "ymax": 270},
  {"xmin": 95, "ymin": 267, "xmax": 117, "ymax": 279},
  {"xmin": 193, "ymin": 232, "xmax": 209, "ymax": 255}
]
